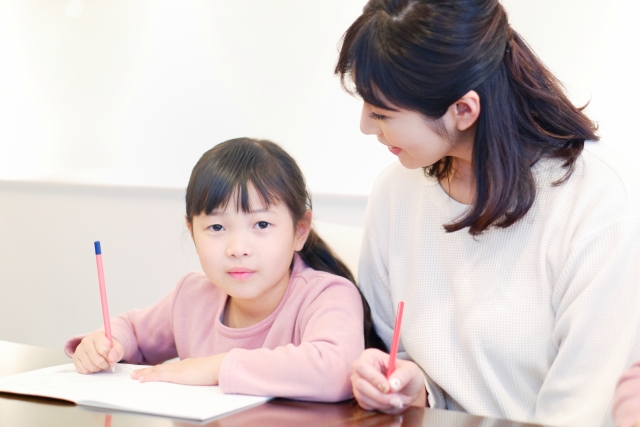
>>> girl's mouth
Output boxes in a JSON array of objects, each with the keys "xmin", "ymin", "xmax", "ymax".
[{"xmin": 228, "ymin": 268, "xmax": 255, "ymax": 280}]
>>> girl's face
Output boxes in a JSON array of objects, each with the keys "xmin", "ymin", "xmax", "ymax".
[
  {"xmin": 360, "ymin": 101, "xmax": 469, "ymax": 169},
  {"xmin": 189, "ymin": 186, "xmax": 309, "ymax": 308}
]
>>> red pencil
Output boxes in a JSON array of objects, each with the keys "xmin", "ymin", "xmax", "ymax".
[
  {"xmin": 94, "ymin": 241, "xmax": 115, "ymax": 373},
  {"xmin": 386, "ymin": 301, "xmax": 405, "ymax": 379}
]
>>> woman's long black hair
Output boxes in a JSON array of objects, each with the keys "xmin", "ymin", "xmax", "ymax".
[
  {"xmin": 186, "ymin": 137, "xmax": 386, "ymax": 351},
  {"xmin": 336, "ymin": 0, "xmax": 599, "ymax": 235}
]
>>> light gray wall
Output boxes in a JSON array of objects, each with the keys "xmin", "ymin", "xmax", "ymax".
[{"xmin": 0, "ymin": 180, "xmax": 366, "ymax": 349}]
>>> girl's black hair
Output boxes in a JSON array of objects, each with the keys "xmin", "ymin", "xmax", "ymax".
[
  {"xmin": 186, "ymin": 137, "xmax": 386, "ymax": 351},
  {"xmin": 335, "ymin": 0, "xmax": 599, "ymax": 235}
]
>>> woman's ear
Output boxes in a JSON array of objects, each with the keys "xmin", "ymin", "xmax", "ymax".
[
  {"xmin": 451, "ymin": 90, "xmax": 481, "ymax": 132},
  {"xmin": 294, "ymin": 210, "xmax": 313, "ymax": 251}
]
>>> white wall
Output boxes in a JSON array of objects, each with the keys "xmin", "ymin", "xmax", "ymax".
[{"xmin": 0, "ymin": 0, "xmax": 638, "ymax": 196}]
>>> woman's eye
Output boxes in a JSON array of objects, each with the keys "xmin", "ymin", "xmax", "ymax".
[
  {"xmin": 255, "ymin": 221, "xmax": 270, "ymax": 230},
  {"xmin": 369, "ymin": 111, "xmax": 386, "ymax": 120},
  {"xmin": 209, "ymin": 224, "xmax": 223, "ymax": 232}
]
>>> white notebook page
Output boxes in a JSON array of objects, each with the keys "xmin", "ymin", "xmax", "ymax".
[{"xmin": 0, "ymin": 363, "xmax": 270, "ymax": 421}]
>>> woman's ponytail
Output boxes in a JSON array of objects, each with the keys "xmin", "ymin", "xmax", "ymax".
[{"xmin": 298, "ymin": 229, "xmax": 387, "ymax": 351}]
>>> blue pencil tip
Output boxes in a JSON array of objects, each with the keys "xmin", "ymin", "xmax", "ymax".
[{"xmin": 94, "ymin": 241, "xmax": 101, "ymax": 255}]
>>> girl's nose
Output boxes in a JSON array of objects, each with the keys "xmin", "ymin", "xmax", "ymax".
[
  {"xmin": 360, "ymin": 102, "xmax": 380, "ymax": 136},
  {"xmin": 226, "ymin": 233, "xmax": 251, "ymax": 258}
]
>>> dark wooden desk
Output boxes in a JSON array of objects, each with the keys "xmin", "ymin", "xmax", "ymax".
[{"xmin": 0, "ymin": 340, "xmax": 541, "ymax": 426}]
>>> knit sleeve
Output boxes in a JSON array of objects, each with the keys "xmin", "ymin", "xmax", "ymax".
[
  {"xmin": 64, "ymin": 275, "xmax": 185, "ymax": 365},
  {"xmin": 535, "ymin": 216, "xmax": 640, "ymax": 427},
  {"xmin": 217, "ymin": 281, "xmax": 364, "ymax": 402},
  {"xmin": 358, "ymin": 205, "xmax": 446, "ymax": 409},
  {"xmin": 110, "ymin": 283, "xmax": 180, "ymax": 365}
]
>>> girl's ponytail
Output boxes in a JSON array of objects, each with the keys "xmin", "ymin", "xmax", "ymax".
[{"xmin": 298, "ymin": 229, "xmax": 387, "ymax": 351}]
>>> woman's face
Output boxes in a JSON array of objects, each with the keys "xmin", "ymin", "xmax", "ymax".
[{"xmin": 360, "ymin": 101, "xmax": 467, "ymax": 169}]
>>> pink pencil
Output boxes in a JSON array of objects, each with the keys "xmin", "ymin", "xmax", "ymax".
[
  {"xmin": 94, "ymin": 241, "xmax": 115, "ymax": 372},
  {"xmin": 386, "ymin": 301, "xmax": 405, "ymax": 379}
]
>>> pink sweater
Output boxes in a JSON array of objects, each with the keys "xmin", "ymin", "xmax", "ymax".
[
  {"xmin": 614, "ymin": 362, "xmax": 640, "ymax": 427},
  {"xmin": 64, "ymin": 255, "xmax": 364, "ymax": 402}
]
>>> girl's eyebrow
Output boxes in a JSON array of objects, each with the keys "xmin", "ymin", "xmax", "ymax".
[{"xmin": 207, "ymin": 208, "xmax": 272, "ymax": 216}]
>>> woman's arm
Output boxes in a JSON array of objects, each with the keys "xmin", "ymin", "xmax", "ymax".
[{"xmin": 534, "ymin": 216, "xmax": 640, "ymax": 427}]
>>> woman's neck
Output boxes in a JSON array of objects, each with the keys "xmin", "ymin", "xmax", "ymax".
[{"xmin": 440, "ymin": 139, "xmax": 475, "ymax": 205}]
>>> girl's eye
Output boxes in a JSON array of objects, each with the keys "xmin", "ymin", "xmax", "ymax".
[
  {"xmin": 369, "ymin": 111, "xmax": 386, "ymax": 120},
  {"xmin": 209, "ymin": 224, "xmax": 224, "ymax": 232},
  {"xmin": 255, "ymin": 221, "xmax": 270, "ymax": 230}
]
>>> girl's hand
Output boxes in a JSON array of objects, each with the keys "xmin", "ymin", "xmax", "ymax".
[
  {"xmin": 72, "ymin": 331, "xmax": 124, "ymax": 374},
  {"xmin": 351, "ymin": 348, "xmax": 427, "ymax": 414},
  {"xmin": 131, "ymin": 353, "xmax": 228, "ymax": 386}
]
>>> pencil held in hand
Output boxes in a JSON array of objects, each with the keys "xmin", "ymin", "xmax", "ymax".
[
  {"xmin": 386, "ymin": 301, "xmax": 404, "ymax": 379},
  {"xmin": 94, "ymin": 241, "xmax": 115, "ymax": 372}
]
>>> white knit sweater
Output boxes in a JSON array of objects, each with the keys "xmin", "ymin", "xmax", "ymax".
[{"xmin": 359, "ymin": 142, "xmax": 640, "ymax": 427}]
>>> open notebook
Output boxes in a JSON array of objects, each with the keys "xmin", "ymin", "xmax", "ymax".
[{"xmin": 0, "ymin": 363, "xmax": 271, "ymax": 421}]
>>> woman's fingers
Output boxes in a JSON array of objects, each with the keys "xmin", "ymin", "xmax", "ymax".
[
  {"xmin": 351, "ymin": 349, "xmax": 427, "ymax": 412},
  {"xmin": 387, "ymin": 360, "xmax": 423, "ymax": 392},
  {"xmin": 353, "ymin": 349, "xmax": 391, "ymax": 391},
  {"xmin": 353, "ymin": 376, "xmax": 409, "ymax": 414}
]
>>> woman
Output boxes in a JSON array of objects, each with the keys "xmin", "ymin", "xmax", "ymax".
[{"xmin": 335, "ymin": 1, "xmax": 640, "ymax": 426}]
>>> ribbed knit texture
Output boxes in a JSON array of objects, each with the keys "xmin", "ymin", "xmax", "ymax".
[
  {"xmin": 65, "ymin": 254, "xmax": 364, "ymax": 402},
  {"xmin": 359, "ymin": 142, "xmax": 640, "ymax": 427}
]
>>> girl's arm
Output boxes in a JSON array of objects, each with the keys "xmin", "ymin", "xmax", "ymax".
[
  {"xmin": 65, "ymin": 274, "xmax": 189, "ymax": 366},
  {"xmin": 217, "ymin": 280, "xmax": 365, "ymax": 402}
]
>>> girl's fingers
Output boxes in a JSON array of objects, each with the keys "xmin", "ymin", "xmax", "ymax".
[
  {"xmin": 75, "ymin": 350, "xmax": 101, "ymax": 373},
  {"xmin": 107, "ymin": 341, "xmax": 124, "ymax": 365},
  {"xmin": 86, "ymin": 346, "xmax": 110, "ymax": 370},
  {"xmin": 132, "ymin": 366, "xmax": 170, "ymax": 382},
  {"xmin": 131, "ymin": 367, "xmax": 152, "ymax": 379},
  {"xmin": 72, "ymin": 355, "xmax": 89, "ymax": 374}
]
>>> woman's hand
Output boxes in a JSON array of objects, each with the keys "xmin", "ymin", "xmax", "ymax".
[
  {"xmin": 130, "ymin": 353, "xmax": 228, "ymax": 386},
  {"xmin": 72, "ymin": 331, "xmax": 124, "ymax": 374},
  {"xmin": 351, "ymin": 348, "xmax": 427, "ymax": 414}
]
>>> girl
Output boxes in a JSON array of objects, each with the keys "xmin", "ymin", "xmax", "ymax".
[
  {"xmin": 65, "ymin": 137, "xmax": 383, "ymax": 402},
  {"xmin": 335, "ymin": 0, "xmax": 640, "ymax": 426}
]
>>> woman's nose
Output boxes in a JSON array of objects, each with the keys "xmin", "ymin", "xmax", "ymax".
[{"xmin": 360, "ymin": 103, "xmax": 380, "ymax": 136}]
